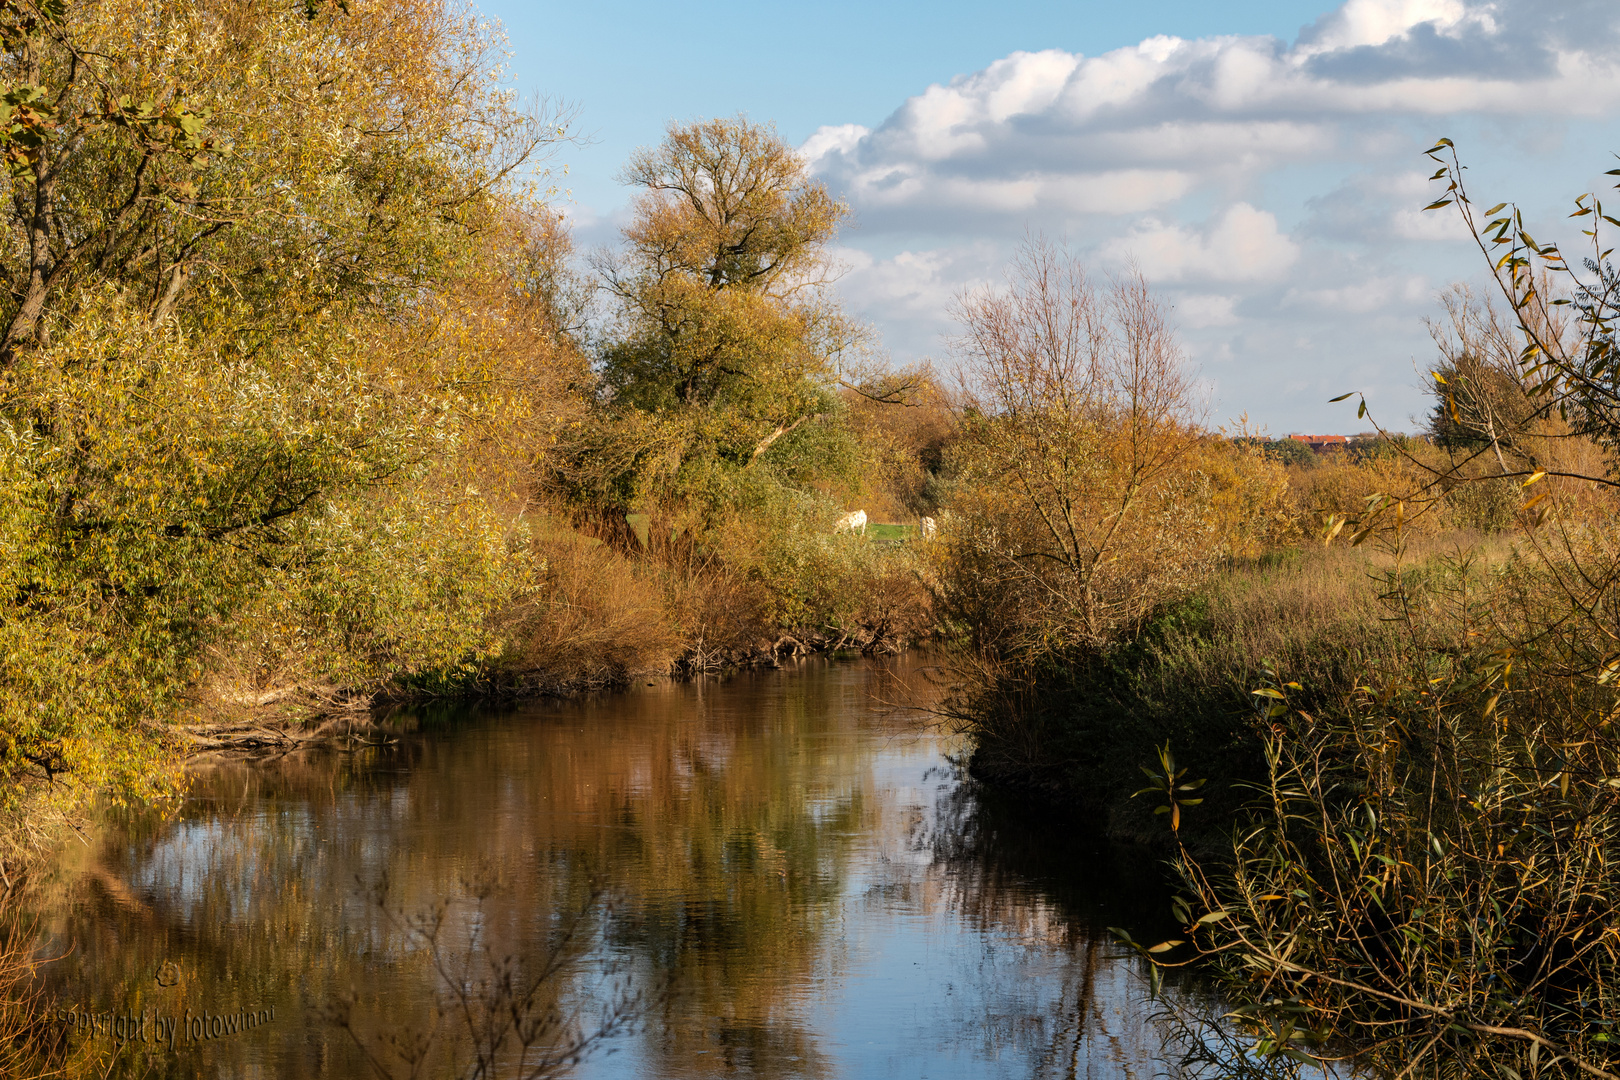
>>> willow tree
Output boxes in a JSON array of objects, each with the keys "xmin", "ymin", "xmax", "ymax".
[
  {"xmin": 0, "ymin": 0, "xmax": 578, "ymax": 845},
  {"xmin": 585, "ymin": 117, "xmax": 863, "ymax": 510}
]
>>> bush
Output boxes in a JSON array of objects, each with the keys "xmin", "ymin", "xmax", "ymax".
[
  {"xmin": 1136, "ymin": 528, "xmax": 1620, "ymax": 1079},
  {"xmin": 949, "ymin": 542, "xmax": 1416, "ymax": 844},
  {"xmin": 494, "ymin": 522, "xmax": 682, "ymax": 690}
]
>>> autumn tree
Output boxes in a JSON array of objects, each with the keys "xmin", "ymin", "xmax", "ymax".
[
  {"xmin": 941, "ymin": 239, "xmax": 1213, "ymax": 652},
  {"xmin": 587, "ymin": 116, "xmax": 861, "ymax": 506},
  {"xmin": 0, "ymin": 0, "xmax": 581, "ymax": 843},
  {"xmin": 0, "ymin": 0, "xmax": 563, "ymax": 357}
]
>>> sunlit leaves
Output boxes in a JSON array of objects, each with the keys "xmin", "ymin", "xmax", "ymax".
[
  {"xmin": 0, "ymin": 0, "xmax": 573, "ymax": 356},
  {"xmin": 594, "ymin": 116, "xmax": 859, "ymax": 504},
  {"xmin": 1131, "ymin": 741, "xmax": 1206, "ymax": 832},
  {"xmin": 0, "ymin": 0, "xmax": 584, "ymax": 825}
]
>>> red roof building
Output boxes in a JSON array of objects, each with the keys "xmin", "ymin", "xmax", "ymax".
[{"xmin": 1289, "ymin": 434, "xmax": 1349, "ymax": 451}]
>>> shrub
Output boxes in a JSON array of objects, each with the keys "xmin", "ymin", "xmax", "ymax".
[{"xmin": 1135, "ymin": 529, "xmax": 1620, "ymax": 1079}]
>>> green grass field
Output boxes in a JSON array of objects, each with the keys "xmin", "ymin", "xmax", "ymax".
[{"xmin": 866, "ymin": 522, "xmax": 916, "ymax": 543}]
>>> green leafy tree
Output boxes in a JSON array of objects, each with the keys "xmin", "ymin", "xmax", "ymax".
[
  {"xmin": 0, "ymin": 0, "xmax": 579, "ymax": 843},
  {"xmin": 592, "ymin": 116, "xmax": 860, "ymax": 502}
]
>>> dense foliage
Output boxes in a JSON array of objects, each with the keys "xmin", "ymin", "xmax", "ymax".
[
  {"xmin": 0, "ymin": 3, "xmax": 943, "ymax": 880},
  {"xmin": 953, "ymin": 151, "xmax": 1620, "ymax": 1078},
  {"xmin": 0, "ymin": 0, "xmax": 579, "ymax": 830}
]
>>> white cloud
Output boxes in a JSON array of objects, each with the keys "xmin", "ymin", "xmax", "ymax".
[
  {"xmin": 800, "ymin": 124, "xmax": 867, "ymax": 164},
  {"xmin": 1296, "ymin": 0, "xmax": 1478, "ymax": 56},
  {"xmin": 830, "ymin": 244, "xmax": 998, "ymax": 326},
  {"xmin": 1283, "ymin": 274, "xmax": 1431, "ymax": 313},
  {"xmin": 1174, "ymin": 294, "xmax": 1241, "ymax": 328},
  {"xmin": 806, "ymin": 0, "xmax": 1620, "ymax": 235},
  {"xmin": 1101, "ymin": 204, "xmax": 1300, "ymax": 283},
  {"xmin": 1390, "ymin": 206, "xmax": 1468, "ymax": 241},
  {"xmin": 800, "ymin": 0, "xmax": 1620, "ymax": 431}
]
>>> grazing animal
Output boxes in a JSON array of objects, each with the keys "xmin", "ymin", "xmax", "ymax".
[
  {"xmin": 919, "ymin": 516, "xmax": 937, "ymax": 540},
  {"xmin": 833, "ymin": 509, "xmax": 868, "ymax": 535}
]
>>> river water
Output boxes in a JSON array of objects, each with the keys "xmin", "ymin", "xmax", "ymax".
[{"xmin": 39, "ymin": 654, "xmax": 1192, "ymax": 1079}]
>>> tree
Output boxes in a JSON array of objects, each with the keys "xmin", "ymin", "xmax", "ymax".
[
  {"xmin": 595, "ymin": 116, "xmax": 856, "ymax": 486},
  {"xmin": 1423, "ymin": 141, "xmax": 1620, "ymax": 469},
  {"xmin": 0, "ymin": 0, "xmax": 581, "ymax": 841},
  {"xmin": 941, "ymin": 238, "xmax": 1208, "ymax": 652},
  {"xmin": 0, "ymin": 0, "xmax": 567, "ymax": 361}
]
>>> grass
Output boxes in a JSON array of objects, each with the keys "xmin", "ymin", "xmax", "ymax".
[
  {"xmin": 953, "ymin": 532, "xmax": 1507, "ymax": 847},
  {"xmin": 865, "ymin": 522, "xmax": 916, "ymax": 543}
]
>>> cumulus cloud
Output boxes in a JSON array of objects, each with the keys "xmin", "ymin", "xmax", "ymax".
[
  {"xmin": 803, "ymin": 0, "xmax": 1620, "ymax": 431},
  {"xmin": 806, "ymin": 0, "xmax": 1620, "ymax": 232},
  {"xmin": 831, "ymin": 246, "xmax": 971, "ymax": 319},
  {"xmin": 1100, "ymin": 204, "xmax": 1300, "ymax": 283}
]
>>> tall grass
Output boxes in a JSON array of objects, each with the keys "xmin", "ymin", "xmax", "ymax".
[{"xmin": 948, "ymin": 537, "xmax": 1504, "ymax": 845}]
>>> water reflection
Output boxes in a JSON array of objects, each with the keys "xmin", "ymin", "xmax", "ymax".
[{"xmin": 42, "ymin": 655, "xmax": 1186, "ymax": 1078}]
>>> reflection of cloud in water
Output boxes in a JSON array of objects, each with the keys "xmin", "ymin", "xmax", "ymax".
[
  {"xmin": 52, "ymin": 656, "xmax": 1189, "ymax": 1080},
  {"xmin": 795, "ymin": 742, "xmax": 1181, "ymax": 1079}
]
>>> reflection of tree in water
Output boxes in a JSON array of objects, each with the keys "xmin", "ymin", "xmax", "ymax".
[
  {"xmin": 41, "ymin": 657, "xmax": 1212, "ymax": 1080},
  {"xmin": 43, "ymin": 663, "xmax": 886, "ymax": 1079},
  {"xmin": 916, "ymin": 770, "xmax": 1205, "ymax": 1078}
]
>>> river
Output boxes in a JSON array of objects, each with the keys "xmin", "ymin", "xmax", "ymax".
[{"xmin": 38, "ymin": 653, "xmax": 1196, "ymax": 1079}]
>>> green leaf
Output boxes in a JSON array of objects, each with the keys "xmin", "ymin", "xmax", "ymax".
[
  {"xmin": 1146, "ymin": 940, "xmax": 1184, "ymax": 953},
  {"xmin": 1328, "ymin": 391, "xmax": 1355, "ymax": 402},
  {"xmin": 1485, "ymin": 202, "xmax": 1507, "ymax": 215},
  {"xmin": 1252, "ymin": 688, "xmax": 1286, "ymax": 699},
  {"xmin": 1424, "ymin": 198, "xmax": 1454, "ymax": 211},
  {"xmin": 1196, "ymin": 910, "xmax": 1230, "ymax": 924}
]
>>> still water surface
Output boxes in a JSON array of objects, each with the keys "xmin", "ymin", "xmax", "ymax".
[{"xmin": 44, "ymin": 654, "xmax": 1188, "ymax": 1078}]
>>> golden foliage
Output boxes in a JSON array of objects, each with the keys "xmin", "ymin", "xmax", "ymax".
[{"xmin": 938, "ymin": 239, "xmax": 1291, "ymax": 653}]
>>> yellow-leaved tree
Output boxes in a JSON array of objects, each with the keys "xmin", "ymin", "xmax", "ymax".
[
  {"xmin": 0, "ymin": 0, "xmax": 582, "ymax": 867},
  {"xmin": 941, "ymin": 238, "xmax": 1232, "ymax": 654}
]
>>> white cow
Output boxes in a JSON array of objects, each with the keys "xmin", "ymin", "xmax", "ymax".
[
  {"xmin": 919, "ymin": 516, "xmax": 937, "ymax": 540},
  {"xmin": 833, "ymin": 509, "xmax": 868, "ymax": 536}
]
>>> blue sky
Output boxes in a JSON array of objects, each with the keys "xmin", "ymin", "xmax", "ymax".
[{"xmin": 482, "ymin": 0, "xmax": 1620, "ymax": 434}]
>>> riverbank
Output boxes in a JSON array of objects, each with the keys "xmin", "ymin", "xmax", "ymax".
[
  {"xmin": 953, "ymin": 515, "xmax": 1620, "ymax": 1077},
  {"xmin": 951, "ymin": 535, "xmax": 1491, "ymax": 849},
  {"xmin": 178, "ymin": 615, "xmax": 937, "ymax": 764}
]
